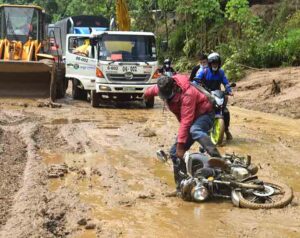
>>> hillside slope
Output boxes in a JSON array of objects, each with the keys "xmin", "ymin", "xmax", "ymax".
[{"xmin": 233, "ymin": 67, "xmax": 300, "ymax": 119}]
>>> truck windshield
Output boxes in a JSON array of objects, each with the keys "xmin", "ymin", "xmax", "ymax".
[
  {"xmin": 98, "ymin": 34, "xmax": 157, "ymax": 62},
  {"xmin": 0, "ymin": 7, "xmax": 39, "ymax": 42}
]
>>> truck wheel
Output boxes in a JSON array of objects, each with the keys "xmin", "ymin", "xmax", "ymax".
[
  {"xmin": 65, "ymin": 78, "xmax": 69, "ymax": 91},
  {"xmin": 145, "ymin": 97, "xmax": 154, "ymax": 108},
  {"xmin": 72, "ymin": 79, "xmax": 87, "ymax": 100},
  {"xmin": 91, "ymin": 90, "xmax": 100, "ymax": 108},
  {"xmin": 56, "ymin": 66, "xmax": 66, "ymax": 99}
]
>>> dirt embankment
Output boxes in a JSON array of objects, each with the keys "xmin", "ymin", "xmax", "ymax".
[{"xmin": 234, "ymin": 67, "xmax": 300, "ymax": 119}]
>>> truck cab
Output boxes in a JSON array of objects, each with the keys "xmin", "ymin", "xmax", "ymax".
[{"xmin": 65, "ymin": 31, "xmax": 159, "ymax": 108}]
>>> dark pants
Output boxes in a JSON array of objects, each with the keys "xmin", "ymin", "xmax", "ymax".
[
  {"xmin": 169, "ymin": 112, "xmax": 214, "ymax": 190},
  {"xmin": 222, "ymin": 95, "xmax": 230, "ymax": 132},
  {"xmin": 223, "ymin": 107, "xmax": 230, "ymax": 132}
]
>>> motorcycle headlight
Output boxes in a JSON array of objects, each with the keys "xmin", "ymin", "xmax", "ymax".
[
  {"xmin": 215, "ymin": 97, "xmax": 224, "ymax": 106},
  {"xmin": 191, "ymin": 185, "xmax": 209, "ymax": 202}
]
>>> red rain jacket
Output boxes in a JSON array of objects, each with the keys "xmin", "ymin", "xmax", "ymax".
[{"xmin": 144, "ymin": 74, "xmax": 213, "ymax": 143}]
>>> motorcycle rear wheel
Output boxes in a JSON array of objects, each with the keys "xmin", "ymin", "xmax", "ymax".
[
  {"xmin": 210, "ymin": 118, "xmax": 225, "ymax": 145},
  {"xmin": 235, "ymin": 179, "xmax": 293, "ymax": 209}
]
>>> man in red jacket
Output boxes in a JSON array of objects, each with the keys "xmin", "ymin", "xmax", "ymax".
[{"xmin": 144, "ymin": 74, "xmax": 222, "ymax": 194}]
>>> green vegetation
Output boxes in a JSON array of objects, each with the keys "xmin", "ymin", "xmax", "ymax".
[{"xmin": 1, "ymin": 0, "xmax": 300, "ymax": 80}]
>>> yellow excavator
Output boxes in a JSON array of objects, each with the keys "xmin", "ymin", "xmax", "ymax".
[{"xmin": 0, "ymin": 4, "xmax": 66, "ymax": 100}]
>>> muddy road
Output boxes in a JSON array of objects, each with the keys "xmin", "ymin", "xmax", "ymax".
[{"xmin": 0, "ymin": 95, "xmax": 299, "ymax": 238}]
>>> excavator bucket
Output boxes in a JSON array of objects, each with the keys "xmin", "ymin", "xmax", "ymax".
[{"xmin": 0, "ymin": 60, "xmax": 56, "ymax": 100}]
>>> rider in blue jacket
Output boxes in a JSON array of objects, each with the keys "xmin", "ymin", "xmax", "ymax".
[{"xmin": 194, "ymin": 52, "xmax": 233, "ymax": 140}]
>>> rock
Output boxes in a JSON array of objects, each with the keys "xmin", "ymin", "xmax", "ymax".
[
  {"xmin": 48, "ymin": 173, "xmax": 60, "ymax": 178},
  {"xmin": 85, "ymin": 223, "xmax": 96, "ymax": 230},
  {"xmin": 138, "ymin": 127, "xmax": 156, "ymax": 137},
  {"xmin": 270, "ymin": 80, "xmax": 281, "ymax": 95},
  {"xmin": 138, "ymin": 194, "xmax": 148, "ymax": 199},
  {"xmin": 78, "ymin": 169, "xmax": 86, "ymax": 176},
  {"xmin": 77, "ymin": 218, "xmax": 87, "ymax": 226},
  {"xmin": 91, "ymin": 168, "xmax": 102, "ymax": 176},
  {"xmin": 37, "ymin": 101, "xmax": 62, "ymax": 108},
  {"xmin": 47, "ymin": 164, "xmax": 68, "ymax": 178}
]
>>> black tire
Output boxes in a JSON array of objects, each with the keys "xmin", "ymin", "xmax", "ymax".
[
  {"xmin": 72, "ymin": 79, "xmax": 87, "ymax": 100},
  {"xmin": 65, "ymin": 78, "xmax": 69, "ymax": 91},
  {"xmin": 145, "ymin": 97, "xmax": 155, "ymax": 108},
  {"xmin": 91, "ymin": 90, "xmax": 100, "ymax": 108},
  {"xmin": 210, "ymin": 118, "xmax": 225, "ymax": 145},
  {"xmin": 235, "ymin": 179, "xmax": 293, "ymax": 209},
  {"xmin": 56, "ymin": 66, "xmax": 66, "ymax": 99}
]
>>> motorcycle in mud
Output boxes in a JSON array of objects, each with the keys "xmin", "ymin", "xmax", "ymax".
[
  {"xmin": 210, "ymin": 83, "xmax": 236, "ymax": 145},
  {"xmin": 157, "ymin": 150, "xmax": 293, "ymax": 209}
]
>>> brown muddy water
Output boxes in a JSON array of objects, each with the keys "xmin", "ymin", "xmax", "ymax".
[{"xmin": 43, "ymin": 151, "xmax": 234, "ymax": 238}]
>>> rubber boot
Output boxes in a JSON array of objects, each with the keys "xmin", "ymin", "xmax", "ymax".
[
  {"xmin": 198, "ymin": 136, "xmax": 222, "ymax": 158},
  {"xmin": 225, "ymin": 130, "xmax": 233, "ymax": 140},
  {"xmin": 223, "ymin": 108, "xmax": 232, "ymax": 140}
]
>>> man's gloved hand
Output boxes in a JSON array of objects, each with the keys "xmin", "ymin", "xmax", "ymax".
[{"xmin": 176, "ymin": 143, "xmax": 186, "ymax": 159}]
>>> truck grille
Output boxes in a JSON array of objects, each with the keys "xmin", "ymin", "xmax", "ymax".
[{"xmin": 106, "ymin": 74, "xmax": 151, "ymax": 83}]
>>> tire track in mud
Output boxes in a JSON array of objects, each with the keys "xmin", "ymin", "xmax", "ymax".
[
  {"xmin": 0, "ymin": 126, "xmax": 27, "ymax": 228},
  {"xmin": 0, "ymin": 121, "xmax": 50, "ymax": 238},
  {"xmin": 0, "ymin": 111, "xmax": 92, "ymax": 238}
]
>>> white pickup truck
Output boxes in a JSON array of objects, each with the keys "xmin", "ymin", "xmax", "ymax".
[{"xmin": 65, "ymin": 31, "xmax": 159, "ymax": 108}]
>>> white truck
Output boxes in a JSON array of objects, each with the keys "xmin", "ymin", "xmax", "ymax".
[{"xmin": 65, "ymin": 31, "xmax": 159, "ymax": 108}]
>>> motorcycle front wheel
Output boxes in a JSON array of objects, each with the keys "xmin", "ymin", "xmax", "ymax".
[
  {"xmin": 210, "ymin": 118, "xmax": 225, "ymax": 145},
  {"xmin": 234, "ymin": 179, "xmax": 293, "ymax": 209}
]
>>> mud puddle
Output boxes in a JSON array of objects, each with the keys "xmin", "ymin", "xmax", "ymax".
[{"xmin": 43, "ymin": 150, "xmax": 235, "ymax": 238}]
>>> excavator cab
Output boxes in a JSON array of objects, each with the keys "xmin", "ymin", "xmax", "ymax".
[{"xmin": 0, "ymin": 5, "xmax": 65, "ymax": 100}]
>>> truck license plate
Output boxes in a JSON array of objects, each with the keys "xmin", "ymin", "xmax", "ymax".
[{"xmin": 123, "ymin": 87, "xmax": 134, "ymax": 92}]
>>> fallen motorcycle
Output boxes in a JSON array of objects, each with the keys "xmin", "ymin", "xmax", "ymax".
[{"xmin": 157, "ymin": 150, "xmax": 293, "ymax": 209}]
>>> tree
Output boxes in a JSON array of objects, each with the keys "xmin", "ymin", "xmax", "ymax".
[
  {"xmin": 175, "ymin": 0, "xmax": 222, "ymax": 53},
  {"xmin": 225, "ymin": 0, "xmax": 251, "ymax": 24},
  {"xmin": 129, "ymin": 0, "xmax": 156, "ymax": 31}
]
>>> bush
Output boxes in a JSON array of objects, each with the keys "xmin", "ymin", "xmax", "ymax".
[
  {"xmin": 174, "ymin": 56, "xmax": 195, "ymax": 72},
  {"xmin": 285, "ymin": 10, "xmax": 300, "ymax": 30},
  {"xmin": 222, "ymin": 53, "xmax": 245, "ymax": 82},
  {"xmin": 169, "ymin": 25, "xmax": 186, "ymax": 56}
]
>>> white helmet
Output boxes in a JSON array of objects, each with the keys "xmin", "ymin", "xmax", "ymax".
[{"xmin": 208, "ymin": 52, "xmax": 221, "ymax": 71}]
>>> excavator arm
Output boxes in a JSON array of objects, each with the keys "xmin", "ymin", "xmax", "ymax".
[{"xmin": 116, "ymin": 0, "xmax": 130, "ymax": 31}]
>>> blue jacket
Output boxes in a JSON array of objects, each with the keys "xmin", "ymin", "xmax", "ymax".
[{"xmin": 194, "ymin": 68, "xmax": 232, "ymax": 93}]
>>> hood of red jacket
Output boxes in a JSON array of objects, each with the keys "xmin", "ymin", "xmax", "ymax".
[{"xmin": 172, "ymin": 74, "xmax": 190, "ymax": 93}]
